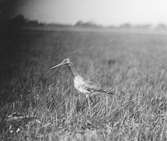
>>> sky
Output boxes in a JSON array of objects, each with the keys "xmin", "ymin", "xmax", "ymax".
[{"xmin": 15, "ymin": 0, "xmax": 167, "ymax": 26}]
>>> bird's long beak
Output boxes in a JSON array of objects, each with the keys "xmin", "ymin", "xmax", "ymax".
[{"xmin": 50, "ymin": 62, "xmax": 65, "ymax": 69}]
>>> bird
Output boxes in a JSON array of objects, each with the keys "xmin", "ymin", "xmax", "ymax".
[{"xmin": 50, "ymin": 58, "xmax": 114, "ymax": 110}]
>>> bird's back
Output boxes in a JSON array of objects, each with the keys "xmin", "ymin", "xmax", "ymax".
[{"xmin": 74, "ymin": 75, "xmax": 114, "ymax": 95}]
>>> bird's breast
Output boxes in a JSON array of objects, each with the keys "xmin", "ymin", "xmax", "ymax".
[{"xmin": 73, "ymin": 75, "xmax": 89, "ymax": 94}]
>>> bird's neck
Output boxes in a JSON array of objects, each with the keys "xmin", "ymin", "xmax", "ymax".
[{"xmin": 67, "ymin": 63, "xmax": 79, "ymax": 77}]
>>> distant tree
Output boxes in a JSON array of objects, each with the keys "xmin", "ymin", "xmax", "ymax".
[
  {"xmin": 27, "ymin": 20, "xmax": 39, "ymax": 26},
  {"xmin": 7, "ymin": 14, "xmax": 27, "ymax": 34},
  {"xmin": 75, "ymin": 20, "xmax": 84, "ymax": 26},
  {"xmin": 75, "ymin": 20, "xmax": 101, "ymax": 28},
  {"xmin": 119, "ymin": 23, "xmax": 132, "ymax": 28},
  {"xmin": 9, "ymin": 14, "xmax": 27, "ymax": 26},
  {"xmin": 10, "ymin": 14, "xmax": 44, "ymax": 26},
  {"xmin": 155, "ymin": 23, "xmax": 167, "ymax": 30}
]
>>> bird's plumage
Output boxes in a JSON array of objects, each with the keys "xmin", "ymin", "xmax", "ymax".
[{"xmin": 74, "ymin": 75, "xmax": 113, "ymax": 95}]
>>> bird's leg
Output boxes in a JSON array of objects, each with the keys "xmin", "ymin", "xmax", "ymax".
[
  {"xmin": 105, "ymin": 95, "xmax": 109, "ymax": 111},
  {"xmin": 86, "ymin": 94, "xmax": 91, "ymax": 113}
]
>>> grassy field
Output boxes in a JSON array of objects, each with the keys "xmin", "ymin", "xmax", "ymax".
[{"xmin": 1, "ymin": 28, "xmax": 167, "ymax": 140}]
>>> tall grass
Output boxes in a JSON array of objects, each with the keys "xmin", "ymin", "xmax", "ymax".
[{"xmin": 1, "ymin": 29, "xmax": 167, "ymax": 140}]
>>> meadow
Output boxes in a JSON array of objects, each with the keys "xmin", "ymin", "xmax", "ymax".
[{"xmin": 1, "ymin": 28, "xmax": 167, "ymax": 140}]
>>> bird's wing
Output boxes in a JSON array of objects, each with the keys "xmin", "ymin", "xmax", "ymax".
[
  {"xmin": 83, "ymin": 80, "xmax": 114, "ymax": 95},
  {"xmin": 84, "ymin": 79, "xmax": 100, "ymax": 89}
]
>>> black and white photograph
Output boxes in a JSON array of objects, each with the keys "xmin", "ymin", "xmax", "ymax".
[{"xmin": 1, "ymin": 0, "xmax": 167, "ymax": 140}]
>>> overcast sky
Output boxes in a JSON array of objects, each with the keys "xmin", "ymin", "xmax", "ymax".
[{"xmin": 16, "ymin": 0, "xmax": 167, "ymax": 25}]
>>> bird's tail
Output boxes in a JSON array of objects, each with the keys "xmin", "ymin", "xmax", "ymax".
[{"xmin": 95, "ymin": 88, "xmax": 114, "ymax": 95}]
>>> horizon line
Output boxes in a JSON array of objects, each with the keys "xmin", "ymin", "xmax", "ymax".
[{"xmin": 11, "ymin": 14, "xmax": 167, "ymax": 27}]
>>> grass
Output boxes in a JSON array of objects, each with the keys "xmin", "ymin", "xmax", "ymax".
[{"xmin": 1, "ymin": 28, "xmax": 167, "ymax": 140}]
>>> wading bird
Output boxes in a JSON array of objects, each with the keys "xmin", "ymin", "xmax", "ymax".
[{"xmin": 50, "ymin": 58, "xmax": 114, "ymax": 109}]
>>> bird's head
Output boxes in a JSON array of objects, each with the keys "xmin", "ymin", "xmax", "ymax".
[{"xmin": 50, "ymin": 58, "xmax": 72, "ymax": 69}]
